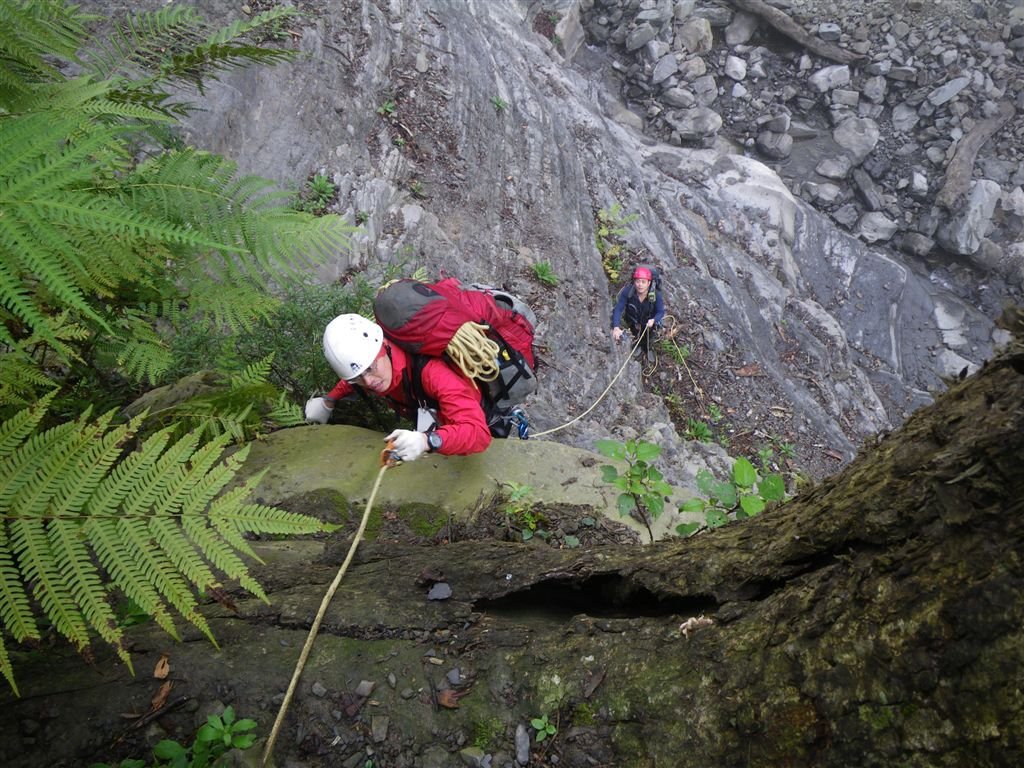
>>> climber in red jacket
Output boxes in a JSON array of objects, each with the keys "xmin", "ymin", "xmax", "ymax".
[{"xmin": 304, "ymin": 314, "xmax": 491, "ymax": 460}]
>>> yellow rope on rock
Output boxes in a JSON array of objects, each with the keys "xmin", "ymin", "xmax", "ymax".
[{"xmin": 446, "ymin": 322, "xmax": 500, "ymax": 382}]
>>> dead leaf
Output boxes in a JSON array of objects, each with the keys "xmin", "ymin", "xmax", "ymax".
[
  {"xmin": 734, "ymin": 363, "xmax": 763, "ymax": 377},
  {"xmin": 435, "ymin": 688, "xmax": 469, "ymax": 709},
  {"xmin": 153, "ymin": 653, "xmax": 170, "ymax": 680},
  {"xmin": 150, "ymin": 681, "xmax": 172, "ymax": 711}
]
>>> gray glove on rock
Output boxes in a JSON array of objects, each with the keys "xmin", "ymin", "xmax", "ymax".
[{"xmin": 304, "ymin": 396, "xmax": 333, "ymax": 424}]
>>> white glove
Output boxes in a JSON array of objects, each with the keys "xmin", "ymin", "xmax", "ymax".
[
  {"xmin": 385, "ymin": 429, "xmax": 428, "ymax": 462},
  {"xmin": 304, "ymin": 396, "xmax": 333, "ymax": 424}
]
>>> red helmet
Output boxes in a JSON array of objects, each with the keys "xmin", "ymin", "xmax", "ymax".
[{"xmin": 632, "ymin": 266, "xmax": 653, "ymax": 280}]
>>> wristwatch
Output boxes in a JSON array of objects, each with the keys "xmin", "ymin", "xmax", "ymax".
[{"xmin": 426, "ymin": 432, "xmax": 443, "ymax": 453}]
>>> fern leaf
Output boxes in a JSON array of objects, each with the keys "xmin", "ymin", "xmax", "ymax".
[
  {"xmin": 0, "ymin": 390, "xmax": 54, "ymax": 456},
  {"xmin": 0, "ymin": 634, "xmax": 16, "ymax": 697},
  {"xmin": 148, "ymin": 516, "xmax": 219, "ymax": 593},
  {"xmin": 85, "ymin": 427, "xmax": 176, "ymax": 518},
  {"xmin": 49, "ymin": 519, "xmax": 130, "ymax": 668},
  {"xmin": 211, "ymin": 473, "xmax": 329, "ymax": 537},
  {"xmin": 86, "ymin": 518, "xmax": 180, "ymax": 641},
  {"xmin": 0, "ymin": 420, "xmax": 79, "ymax": 512},
  {"xmin": 0, "ymin": 522, "xmax": 39, "ymax": 645},
  {"xmin": 10, "ymin": 517, "xmax": 90, "ymax": 652},
  {"xmin": 182, "ymin": 511, "xmax": 266, "ymax": 602},
  {"xmin": 85, "ymin": 5, "xmax": 206, "ymax": 81},
  {"xmin": 0, "ymin": 0, "xmax": 87, "ymax": 95},
  {"xmin": 230, "ymin": 354, "xmax": 274, "ymax": 389},
  {"xmin": 8, "ymin": 408, "xmax": 115, "ymax": 518},
  {"xmin": 268, "ymin": 393, "xmax": 306, "ymax": 427},
  {"xmin": 117, "ymin": 518, "xmax": 213, "ymax": 643}
]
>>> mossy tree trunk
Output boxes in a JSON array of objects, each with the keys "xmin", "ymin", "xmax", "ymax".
[{"xmin": 2, "ymin": 344, "xmax": 1022, "ymax": 767}]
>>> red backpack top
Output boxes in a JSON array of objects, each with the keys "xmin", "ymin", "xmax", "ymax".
[
  {"xmin": 374, "ymin": 277, "xmax": 535, "ymax": 368},
  {"xmin": 373, "ymin": 277, "xmax": 537, "ymax": 417}
]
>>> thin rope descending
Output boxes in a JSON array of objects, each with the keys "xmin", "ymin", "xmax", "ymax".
[
  {"xmin": 446, "ymin": 321, "xmax": 500, "ymax": 382},
  {"xmin": 261, "ymin": 459, "xmax": 391, "ymax": 767},
  {"xmin": 532, "ymin": 326, "xmax": 648, "ymax": 438}
]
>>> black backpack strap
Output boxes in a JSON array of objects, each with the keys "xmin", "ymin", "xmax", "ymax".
[{"xmin": 400, "ymin": 354, "xmax": 439, "ymax": 428}]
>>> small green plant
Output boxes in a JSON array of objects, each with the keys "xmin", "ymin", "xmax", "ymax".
[
  {"xmin": 777, "ymin": 440, "xmax": 796, "ymax": 460},
  {"xmin": 532, "ymin": 260, "xmax": 559, "ymax": 286},
  {"xmin": 595, "ymin": 203, "xmax": 639, "ymax": 281},
  {"xmin": 91, "ymin": 705, "xmax": 257, "ymax": 768},
  {"xmin": 531, "ymin": 713, "xmax": 557, "ymax": 742},
  {"xmin": 676, "ymin": 457, "xmax": 786, "ymax": 536},
  {"xmin": 491, "ymin": 95, "xmax": 508, "ymax": 112},
  {"xmin": 757, "ymin": 444, "xmax": 774, "ymax": 470},
  {"xmin": 393, "ymin": 136, "xmax": 406, "ymax": 147},
  {"xmin": 596, "ymin": 439, "xmax": 674, "ymax": 543},
  {"xmin": 409, "ymin": 179, "xmax": 426, "ymax": 199},
  {"xmin": 708, "ymin": 403, "xmax": 723, "ymax": 423},
  {"xmin": 503, "ymin": 481, "xmax": 545, "ymax": 541},
  {"xmin": 377, "ymin": 99, "xmax": 396, "ymax": 116},
  {"xmin": 658, "ymin": 337, "xmax": 690, "ymax": 365},
  {"xmin": 295, "ymin": 172, "xmax": 335, "ymax": 213},
  {"xmin": 685, "ymin": 418, "xmax": 713, "ymax": 443},
  {"xmin": 354, "ymin": 210, "xmax": 369, "ymax": 225}
]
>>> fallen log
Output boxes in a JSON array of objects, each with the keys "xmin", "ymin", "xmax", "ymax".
[
  {"xmin": 935, "ymin": 101, "xmax": 1016, "ymax": 211},
  {"xmin": 724, "ymin": 0, "xmax": 863, "ymax": 65}
]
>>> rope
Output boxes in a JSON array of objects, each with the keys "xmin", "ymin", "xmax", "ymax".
[
  {"xmin": 446, "ymin": 322, "xmax": 500, "ymax": 382},
  {"xmin": 531, "ymin": 326, "xmax": 649, "ymax": 438},
  {"xmin": 261, "ymin": 460, "xmax": 391, "ymax": 767}
]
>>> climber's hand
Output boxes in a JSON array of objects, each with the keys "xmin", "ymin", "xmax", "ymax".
[
  {"xmin": 385, "ymin": 429, "xmax": 428, "ymax": 462},
  {"xmin": 304, "ymin": 396, "xmax": 333, "ymax": 424}
]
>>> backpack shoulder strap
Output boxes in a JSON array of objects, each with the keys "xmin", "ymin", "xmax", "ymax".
[{"xmin": 402, "ymin": 353, "xmax": 436, "ymax": 411}]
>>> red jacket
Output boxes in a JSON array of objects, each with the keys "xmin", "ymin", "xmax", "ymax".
[{"xmin": 327, "ymin": 343, "xmax": 492, "ymax": 456}]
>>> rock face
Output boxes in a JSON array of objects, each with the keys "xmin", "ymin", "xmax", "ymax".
[
  {"xmin": 581, "ymin": 0, "xmax": 1024, "ymax": 292},
  {"xmin": 76, "ymin": 0, "xmax": 1010, "ymax": 489}
]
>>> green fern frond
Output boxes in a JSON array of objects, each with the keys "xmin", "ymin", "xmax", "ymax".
[
  {"xmin": 0, "ymin": 632, "xmax": 15, "ymax": 696},
  {"xmin": 87, "ymin": 5, "xmax": 299, "ymax": 95},
  {"xmin": 268, "ymin": 393, "xmax": 306, "ymax": 428},
  {"xmin": 116, "ymin": 518, "xmax": 212, "ymax": 642},
  {"xmin": 181, "ymin": 275, "xmax": 281, "ymax": 333},
  {"xmin": 0, "ymin": 0, "xmax": 88, "ymax": 98},
  {"xmin": 231, "ymin": 355, "xmax": 274, "ymax": 389},
  {"xmin": 0, "ymin": 351, "xmax": 54, "ymax": 409},
  {"xmin": 0, "ymin": 521, "xmax": 39, "ymax": 644},
  {"xmin": 49, "ymin": 519, "xmax": 131, "ymax": 667},
  {"xmin": 87, "ymin": 517, "xmax": 180, "ymax": 641},
  {"xmin": 85, "ymin": 5, "xmax": 207, "ymax": 81},
  {"xmin": 11, "ymin": 517, "xmax": 91, "ymax": 652},
  {"xmin": 0, "ymin": 404, "xmax": 330, "ymax": 693}
]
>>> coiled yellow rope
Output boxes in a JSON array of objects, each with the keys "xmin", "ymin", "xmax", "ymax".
[{"xmin": 445, "ymin": 322, "xmax": 500, "ymax": 382}]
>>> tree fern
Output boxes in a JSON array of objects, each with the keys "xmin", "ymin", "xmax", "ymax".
[
  {"xmin": 0, "ymin": 0, "xmax": 353, "ymax": 696},
  {"xmin": 0, "ymin": 400, "xmax": 333, "ymax": 695},
  {"xmin": 0, "ymin": 0, "xmax": 352, "ymax": 409}
]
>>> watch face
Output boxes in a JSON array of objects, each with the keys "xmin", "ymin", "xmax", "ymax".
[{"xmin": 428, "ymin": 432, "xmax": 442, "ymax": 451}]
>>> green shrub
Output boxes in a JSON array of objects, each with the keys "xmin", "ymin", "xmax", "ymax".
[
  {"xmin": 596, "ymin": 438, "xmax": 673, "ymax": 543},
  {"xmin": 676, "ymin": 457, "xmax": 786, "ymax": 536}
]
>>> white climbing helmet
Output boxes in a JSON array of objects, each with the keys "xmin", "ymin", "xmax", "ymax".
[{"xmin": 323, "ymin": 314, "xmax": 384, "ymax": 381}]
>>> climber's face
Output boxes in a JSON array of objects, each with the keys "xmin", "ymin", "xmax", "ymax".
[{"xmin": 352, "ymin": 348, "xmax": 393, "ymax": 393}]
